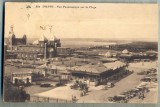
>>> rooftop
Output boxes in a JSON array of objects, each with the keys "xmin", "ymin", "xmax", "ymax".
[
  {"xmin": 50, "ymin": 36, "xmax": 59, "ymax": 41},
  {"xmin": 12, "ymin": 71, "xmax": 32, "ymax": 74},
  {"xmin": 70, "ymin": 64, "xmax": 109, "ymax": 74},
  {"xmin": 69, "ymin": 61, "xmax": 126, "ymax": 74},
  {"xmin": 39, "ymin": 35, "xmax": 48, "ymax": 41},
  {"xmin": 103, "ymin": 61, "xmax": 126, "ymax": 70}
]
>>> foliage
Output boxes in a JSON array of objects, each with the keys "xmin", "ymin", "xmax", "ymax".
[{"xmin": 3, "ymin": 77, "xmax": 30, "ymax": 102}]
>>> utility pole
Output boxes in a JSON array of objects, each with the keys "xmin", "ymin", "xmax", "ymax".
[{"xmin": 44, "ymin": 43, "xmax": 47, "ymax": 65}]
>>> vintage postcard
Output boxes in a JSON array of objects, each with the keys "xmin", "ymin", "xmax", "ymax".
[{"xmin": 3, "ymin": 2, "xmax": 158, "ymax": 103}]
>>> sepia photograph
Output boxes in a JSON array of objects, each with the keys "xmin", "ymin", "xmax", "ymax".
[{"xmin": 3, "ymin": 2, "xmax": 158, "ymax": 103}]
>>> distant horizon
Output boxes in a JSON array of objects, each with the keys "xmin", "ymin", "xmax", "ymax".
[{"xmin": 4, "ymin": 36, "xmax": 158, "ymax": 42}]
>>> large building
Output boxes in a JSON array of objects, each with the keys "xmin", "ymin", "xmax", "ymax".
[
  {"xmin": 12, "ymin": 71, "xmax": 32, "ymax": 85},
  {"xmin": 68, "ymin": 61, "xmax": 128, "ymax": 85},
  {"xmin": 6, "ymin": 26, "xmax": 62, "ymax": 60}
]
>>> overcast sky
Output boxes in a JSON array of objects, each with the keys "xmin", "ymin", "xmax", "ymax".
[{"xmin": 5, "ymin": 3, "xmax": 158, "ymax": 41}]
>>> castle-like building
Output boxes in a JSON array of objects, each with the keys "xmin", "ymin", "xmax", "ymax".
[{"xmin": 6, "ymin": 26, "xmax": 62, "ymax": 60}]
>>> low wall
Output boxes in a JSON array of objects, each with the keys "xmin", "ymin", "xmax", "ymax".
[{"xmin": 29, "ymin": 95, "xmax": 72, "ymax": 103}]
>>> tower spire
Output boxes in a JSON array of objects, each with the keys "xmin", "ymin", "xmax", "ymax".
[
  {"xmin": 9, "ymin": 25, "xmax": 14, "ymax": 35},
  {"xmin": 49, "ymin": 25, "xmax": 53, "ymax": 33}
]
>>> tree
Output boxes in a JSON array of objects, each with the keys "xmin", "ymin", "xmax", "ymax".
[{"xmin": 3, "ymin": 77, "xmax": 30, "ymax": 102}]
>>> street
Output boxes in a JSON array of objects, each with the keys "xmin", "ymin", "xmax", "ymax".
[{"xmin": 35, "ymin": 61, "xmax": 158, "ymax": 103}]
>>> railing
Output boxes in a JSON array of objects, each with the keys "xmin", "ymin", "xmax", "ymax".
[{"xmin": 29, "ymin": 95, "xmax": 73, "ymax": 103}]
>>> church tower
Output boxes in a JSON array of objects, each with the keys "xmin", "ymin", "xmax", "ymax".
[{"xmin": 8, "ymin": 25, "xmax": 15, "ymax": 50}]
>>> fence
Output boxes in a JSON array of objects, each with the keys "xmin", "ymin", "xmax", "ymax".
[{"xmin": 29, "ymin": 95, "xmax": 73, "ymax": 103}]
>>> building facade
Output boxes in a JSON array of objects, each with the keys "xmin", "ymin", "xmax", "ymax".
[
  {"xmin": 6, "ymin": 26, "xmax": 62, "ymax": 60},
  {"xmin": 12, "ymin": 71, "xmax": 32, "ymax": 85}
]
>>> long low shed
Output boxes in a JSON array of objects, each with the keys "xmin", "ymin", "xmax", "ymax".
[{"xmin": 68, "ymin": 61, "xmax": 127, "ymax": 79}]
